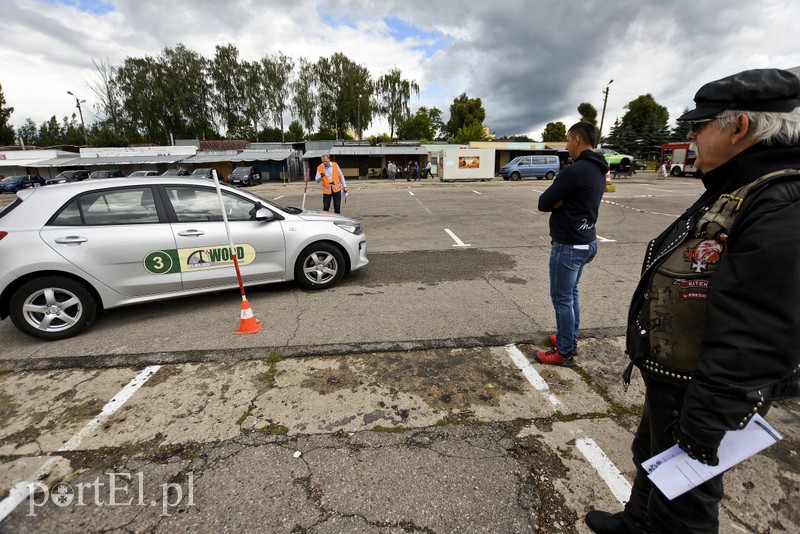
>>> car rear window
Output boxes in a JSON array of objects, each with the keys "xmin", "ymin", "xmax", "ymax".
[
  {"xmin": 0, "ymin": 197, "xmax": 23, "ymax": 219},
  {"xmin": 50, "ymin": 188, "xmax": 160, "ymax": 226}
]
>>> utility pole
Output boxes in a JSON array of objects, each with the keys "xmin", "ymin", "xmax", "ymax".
[
  {"xmin": 598, "ymin": 79, "xmax": 614, "ymax": 142},
  {"xmin": 67, "ymin": 91, "xmax": 89, "ymax": 146}
]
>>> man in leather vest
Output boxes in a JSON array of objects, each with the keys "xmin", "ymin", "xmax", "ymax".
[
  {"xmin": 315, "ymin": 154, "xmax": 348, "ymax": 214},
  {"xmin": 586, "ymin": 69, "xmax": 800, "ymax": 533}
]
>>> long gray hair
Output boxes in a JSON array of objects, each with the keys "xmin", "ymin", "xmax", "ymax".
[{"xmin": 715, "ymin": 108, "xmax": 800, "ymax": 146}]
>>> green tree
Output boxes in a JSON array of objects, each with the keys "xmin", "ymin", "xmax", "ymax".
[
  {"xmin": 115, "ymin": 55, "xmax": 162, "ymax": 142},
  {"xmin": 89, "ymin": 58, "xmax": 124, "ymax": 134},
  {"xmin": 240, "ymin": 60, "xmax": 267, "ymax": 140},
  {"xmin": 89, "ymin": 123, "xmax": 129, "ymax": 147},
  {"xmin": 261, "ymin": 52, "xmax": 295, "ymax": 141},
  {"xmin": 375, "ymin": 68, "xmax": 419, "ymax": 139},
  {"xmin": 0, "ymin": 84, "xmax": 15, "ymax": 145},
  {"xmin": 285, "ymin": 120, "xmax": 304, "ymax": 142},
  {"xmin": 618, "ymin": 94, "xmax": 670, "ymax": 155},
  {"xmin": 314, "ymin": 53, "xmax": 373, "ymax": 140},
  {"xmin": 292, "ymin": 57, "xmax": 317, "ymax": 133},
  {"xmin": 670, "ymin": 108, "xmax": 692, "ymax": 141},
  {"xmin": 578, "ymin": 103, "xmax": 598, "ymax": 125},
  {"xmin": 17, "ymin": 118, "xmax": 38, "ymax": 146},
  {"xmin": 61, "ymin": 114, "xmax": 86, "ymax": 146},
  {"xmin": 542, "ymin": 121, "xmax": 567, "ymax": 142},
  {"xmin": 452, "ymin": 121, "xmax": 486, "ymax": 144},
  {"xmin": 38, "ymin": 116, "xmax": 63, "ymax": 146},
  {"xmin": 209, "ymin": 44, "xmax": 246, "ymax": 136},
  {"xmin": 397, "ymin": 106, "xmax": 442, "ymax": 141},
  {"xmin": 445, "ymin": 93, "xmax": 485, "ymax": 140}
]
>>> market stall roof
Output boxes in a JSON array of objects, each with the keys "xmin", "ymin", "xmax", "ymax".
[
  {"xmin": 31, "ymin": 157, "xmax": 80, "ymax": 167},
  {"xmin": 0, "ymin": 157, "xmax": 56, "ymax": 168},
  {"xmin": 301, "ymin": 149, "xmax": 328, "ymax": 160},
  {"xmin": 231, "ymin": 150, "xmax": 293, "ymax": 162},
  {"xmin": 55, "ymin": 155, "xmax": 189, "ymax": 166},
  {"xmin": 332, "ymin": 146, "xmax": 428, "ymax": 156},
  {"xmin": 179, "ymin": 151, "xmax": 241, "ymax": 164}
]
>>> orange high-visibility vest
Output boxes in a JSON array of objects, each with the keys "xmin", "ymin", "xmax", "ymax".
[{"xmin": 318, "ymin": 162, "xmax": 343, "ymax": 194}]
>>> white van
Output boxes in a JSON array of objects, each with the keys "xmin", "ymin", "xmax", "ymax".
[{"xmin": 499, "ymin": 155, "xmax": 560, "ymax": 180}]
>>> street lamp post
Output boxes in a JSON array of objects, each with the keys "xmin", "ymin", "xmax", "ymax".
[
  {"xmin": 598, "ymin": 79, "xmax": 614, "ymax": 142},
  {"xmin": 67, "ymin": 91, "xmax": 89, "ymax": 146}
]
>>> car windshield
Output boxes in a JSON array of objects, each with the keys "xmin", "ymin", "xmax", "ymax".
[
  {"xmin": 230, "ymin": 168, "xmax": 248, "ymax": 175},
  {"xmin": 2, "ymin": 176, "xmax": 23, "ymax": 182},
  {"xmin": 192, "ymin": 169, "xmax": 210, "ymax": 174}
]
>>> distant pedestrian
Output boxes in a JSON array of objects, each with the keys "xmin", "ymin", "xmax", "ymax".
[
  {"xmin": 314, "ymin": 154, "xmax": 347, "ymax": 214},
  {"xmin": 424, "ymin": 160, "xmax": 434, "ymax": 178},
  {"xmin": 657, "ymin": 159, "xmax": 669, "ymax": 179},
  {"xmin": 388, "ymin": 161, "xmax": 396, "ymax": 181},
  {"xmin": 413, "ymin": 162, "xmax": 420, "ymax": 181}
]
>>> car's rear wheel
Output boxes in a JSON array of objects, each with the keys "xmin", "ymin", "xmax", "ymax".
[
  {"xmin": 295, "ymin": 243, "xmax": 345, "ymax": 290},
  {"xmin": 671, "ymin": 166, "xmax": 682, "ymax": 176},
  {"xmin": 511, "ymin": 172, "xmax": 521, "ymax": 181},
  {"xmin": 10, "ymin": 276, "xmax": 97, "ymax": 340},
  {"xmin": 545, "ymin": 171, "xmax": 556, "ymax": 180}
]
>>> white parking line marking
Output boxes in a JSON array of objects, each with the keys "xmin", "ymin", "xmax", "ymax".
[
  {"xmin": 505, "ymin": 344, "xmax": 631, "ymax": 504},
  {"xmin": 59, "ymin": 365, "xmax": 161, "ymax": 452},
  {"xmin": 444, "ymin": 228, "xmax": 471, "ymax": 247},
  {"xmin": 471, "ymin": 190, "xmax": 482, "ymax": 195},
  {"xmin": 648, "ymin": 188, "xmax": 676, "ymax": 193},
  {"xmin": 273, "ymin": 195, "xmax": 285, "ymax": 200},
  {"xmin": 576, "ymin": 437, "xmax": 633, "ymax": 504},
  {"xmin": 409, "ymin": 191, "xmax": 415, "ymax": 196},
  {"xmin": 505, "ymin": 344, "xmax": 563, "ymax": 408},
  {"xmin": 0, "ymin": 365, "xmax": 161, "ymax": 523},
  {"xmin": 597, "ymin": 235, "xmax": 617, "ymax": 243}
]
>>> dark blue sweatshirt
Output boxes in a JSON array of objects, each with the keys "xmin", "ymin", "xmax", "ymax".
[{"xmin": 537, "ymin": 149, "xmax": 608, "ymax": 244}]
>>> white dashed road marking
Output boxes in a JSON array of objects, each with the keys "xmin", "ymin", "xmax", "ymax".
[
  {"xmin": 505, "ymin": 344, "xmax": 631, "ymax": 504},
  {"xmin": 0, "ymin": 365, "xmax": 162, "ymax": 523},
  {"xmin": 444, "ymin": 228, "xmax": 471, "ymax": 247}
]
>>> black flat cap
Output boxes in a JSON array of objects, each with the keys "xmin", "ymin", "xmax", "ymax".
[{"xmin": 678, "ymin": 68, "xmax": 800, "ymax": 121}]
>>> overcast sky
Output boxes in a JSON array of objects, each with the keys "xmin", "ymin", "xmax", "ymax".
[{"xmin": 2, "ymin": 0, "xmax": 800, "ymax": 141}]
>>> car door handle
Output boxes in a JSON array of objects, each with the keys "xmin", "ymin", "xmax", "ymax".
[
  {"xmin": 177, "ymin": 229, "xmax": 205, "ymax": 237},
  {"xmin": 54, "ymin": 236, "xmax": 88, "ymax": 245}
]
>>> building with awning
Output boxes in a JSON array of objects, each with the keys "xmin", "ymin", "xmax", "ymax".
[{"xmin": 0, "ymin": 149, "xmax": 78, "ymax": 178}]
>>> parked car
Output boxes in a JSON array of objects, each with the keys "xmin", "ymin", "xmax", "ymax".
[
  {"xmin": 1, "ymin": 175, "xmax": 44, "ymax": 193},
  {"xmin": 89, "ymin": 170, "xmax": 125, "ymax": 180},
  {"xmin": 128, "ymin": 170, "xmax": 159, "ymax": 177},
  {"xmin": 597, "ymin": 148, "xmax": 636, "ymax": 173},
  {"xmin": 0, "ymin": 177, "xmax": 369, "ymax": 340},
  {"xmin": 161, "ymin": 168, "xmax": 191, "ymax": 176},
  {"xmin": 499, "ymin": 155, "xmax": 560, "ymax": 181},
  {"xmin": 228, "ymin": 166, "xmax": 263, "ymax": 186},
  {"xmin": 47, "ymin": 170, "xmax": 90, "ymax": 185},
  {"xmin": 191, "ymin": 168, "xmax": 215, "ymax": 180}
]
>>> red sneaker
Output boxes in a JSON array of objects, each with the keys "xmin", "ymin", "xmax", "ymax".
[{"xmin": 534, "ymin": 347, "xmax": 574, "ymax": 367}]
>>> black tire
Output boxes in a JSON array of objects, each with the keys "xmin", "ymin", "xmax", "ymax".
[
  {"xmin": 671, "ymin": 166, "xmax": 682, "ymax": 177},
  {"xmin": 294, "ymin": 242, "xmax": 345, "ymax": 290},
  {"xmin": 545, "ymin": 171, "xmax": 556, "ymax": 180},
  {"xmin": 511, "ymin": 172, "xmax": 521, "ymax": 181},
  {"xmin": 502, "ymin": 176, "xmax": 510, "ymax": 181},
  {"xmin": 9, "ymin": 276, "xmax": 97, "ymax": 340}
]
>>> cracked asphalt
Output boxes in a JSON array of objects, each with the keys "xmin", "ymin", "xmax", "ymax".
[{"xmin": 1, "ymin": 177, "xmax": 798, "ymax": 532}]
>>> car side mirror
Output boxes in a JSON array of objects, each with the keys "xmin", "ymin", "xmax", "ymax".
[{"xmin": 254, "ymin": 207, "xmax": 275, "ymax": 221}]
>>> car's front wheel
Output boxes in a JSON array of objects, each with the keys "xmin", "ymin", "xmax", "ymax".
[
  {"xmin": 294, "ymin": 242, "xmax": 345, "ymax": 290},
  {"xmin": 545, "ymin": 171, "xmax": 556, "ymax": 180},
  {"xmin": 9, "ymin": 276, "xmax": 97, "ymax": 340},
  {"xmin": 511, "ymin": 172, "xmax": 521, "ymax": 181}
]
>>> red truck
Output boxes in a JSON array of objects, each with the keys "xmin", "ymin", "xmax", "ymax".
[{"xmin": 660, "ymin": 142, "xmax": 699, "ymax": 176}]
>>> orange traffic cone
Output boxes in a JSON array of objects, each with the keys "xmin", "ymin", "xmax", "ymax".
[
  {"xmin": 605, "ymin": 170, "xmax": 616, "ymax": 193},
  {"xmin": 235, "ymin": 296, "xmax": 263, "ymax": 334}
]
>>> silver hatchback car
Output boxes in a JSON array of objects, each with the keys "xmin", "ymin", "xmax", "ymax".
[{"xmin": 0, "ymin": 178, "xmax": 368, "ymax": 340}]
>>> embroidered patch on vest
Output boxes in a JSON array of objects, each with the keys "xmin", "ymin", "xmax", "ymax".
[
  {"xmin": 673, "ymin": 279, "xmax": 709, "ymax": 289},
  {"xmin": 683, "ymin": 239, "xmax": 724, "ymax": 273}
]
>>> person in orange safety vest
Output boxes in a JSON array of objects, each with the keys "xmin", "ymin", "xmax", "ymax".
[{"xmin": 314, "ymin": 154, "xmax": 348, "ymax": 214}]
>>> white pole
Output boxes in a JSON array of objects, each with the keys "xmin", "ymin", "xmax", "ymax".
[{"xmin": 212, "ymin": 169, "xmax": 236, "ymax": 254}]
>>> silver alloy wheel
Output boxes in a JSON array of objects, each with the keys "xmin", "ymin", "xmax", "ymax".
[
  {"xmin": 302, "ymin": 251, "xmax": 339, "ymax": 286},
  {"xmin": 21, "ymin": 286, "xmax": 84, "ymax": 333}
]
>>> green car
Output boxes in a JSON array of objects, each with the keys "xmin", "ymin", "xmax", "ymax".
[{"xmin": 597, "ymin": 148, "xmax": 635, "ymax": 173}]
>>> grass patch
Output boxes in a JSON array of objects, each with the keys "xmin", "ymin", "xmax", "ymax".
[
  {"xmin": 435, "ymin": 412, "xmax": 484, "ymax": 427},
  {"xmin": 257, "ymin": 423, "xmax": 289, "ymax": 436},
  {"xmin": 0, "ymin": 369, "xmax": 11, "ymax": 379},
  {"xmin": 236, "ymin": 410, "xmax": 252, "ymax": 426}
]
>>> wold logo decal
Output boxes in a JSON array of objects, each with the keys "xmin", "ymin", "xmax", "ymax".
[{"xmin": 683, "ymin": 240, "xmax": 723, "ymax": 273}]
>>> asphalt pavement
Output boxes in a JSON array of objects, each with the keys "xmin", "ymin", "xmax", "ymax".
[{"xmin": 1, "ymin": 174, "xmax": 797, "ymax": 533}]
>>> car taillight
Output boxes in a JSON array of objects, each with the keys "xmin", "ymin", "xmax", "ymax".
[{"xmin": 0, "ymin": 231, "xmax": 7, "ymax": 241}]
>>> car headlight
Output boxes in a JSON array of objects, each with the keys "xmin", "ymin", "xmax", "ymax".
[{"xmin": 334, "ymin": 221, "xmax": 362, "ymax": 235}]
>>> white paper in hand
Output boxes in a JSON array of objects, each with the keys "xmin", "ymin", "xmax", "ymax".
[{"xmin": 644, "ymin": 413, "xmax": 782, "ymax": 500}]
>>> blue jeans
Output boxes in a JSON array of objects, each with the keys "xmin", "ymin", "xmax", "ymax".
[{"xmin": 549, "ymin": 241, "xmax": 597, "ymax": 354}]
